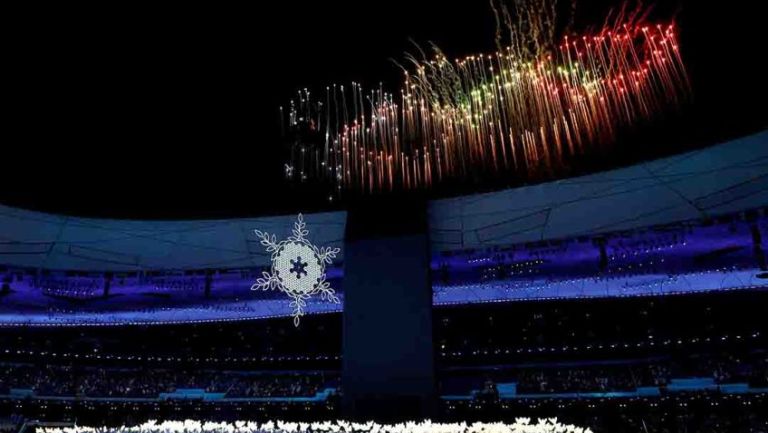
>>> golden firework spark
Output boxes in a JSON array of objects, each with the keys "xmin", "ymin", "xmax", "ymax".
[{"xmin": 283, "ymin": 1, "xmax": 690, "ymax": 193}]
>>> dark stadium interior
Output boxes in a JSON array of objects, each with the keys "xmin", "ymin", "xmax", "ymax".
[
  {"xmin": 1, "ymin": 199, "xmax": 767, "ymax": 430},
  {"xmin": 2, "ymin": 1, "xmax": 768, "ymax": 432}
]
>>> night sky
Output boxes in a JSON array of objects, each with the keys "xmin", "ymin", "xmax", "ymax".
[{"xmin": 3, "ymin": 0, "xmax": 766, "ymax": 219}]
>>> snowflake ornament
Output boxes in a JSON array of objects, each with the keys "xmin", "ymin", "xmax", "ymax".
[{"xmin": 251, "ymin": 214, "xmax": 340, "ymax": 326}]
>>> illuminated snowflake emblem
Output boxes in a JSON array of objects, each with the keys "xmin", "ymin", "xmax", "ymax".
[{"xmin": 251, "ymin": 214, "xmax": 340, "ymax": 326}]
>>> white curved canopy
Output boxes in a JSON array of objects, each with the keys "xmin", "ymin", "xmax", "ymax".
[
  {"xmin": 0, "ymin": 208, "xmax": 346, "ymax": 271},
  {"xmin": 429, "ymin": 130, "xmax": 768, "ymax": 251},
  {"xmin": 1, "ymin": 131, "xmax": 765, "ymax": 270}
]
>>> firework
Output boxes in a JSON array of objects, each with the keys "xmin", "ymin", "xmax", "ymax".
[{"xmin": 282, "ymin": 3, "xmax": 689, "ymax": 194}]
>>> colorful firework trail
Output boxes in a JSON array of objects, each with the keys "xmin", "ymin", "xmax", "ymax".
[{"xmin": 282, "ymin": 3, "xmax": 689, "ymax": 194}]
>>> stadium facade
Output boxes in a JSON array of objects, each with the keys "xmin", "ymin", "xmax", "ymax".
[{"xmin": 0, "ymin": 130, "xmax": 766, "ymax": 424}]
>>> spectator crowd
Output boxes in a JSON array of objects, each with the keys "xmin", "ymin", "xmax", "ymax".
[{"xmin": 0, "ymin": 364, "xmax": 333, "ymax": 399}]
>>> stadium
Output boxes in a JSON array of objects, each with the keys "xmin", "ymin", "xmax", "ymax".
[{"xmin": 2, "ymin": 1, "xmax": 766, "ymax": 432}]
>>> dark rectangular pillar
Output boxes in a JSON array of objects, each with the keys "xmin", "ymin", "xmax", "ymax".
[{"xmin": 342, "ymin": 198, "xmax": 434, "ymax": 421}]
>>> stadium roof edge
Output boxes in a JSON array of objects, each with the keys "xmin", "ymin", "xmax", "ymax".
[
  {"xmin": 0, "ymin": 130, "xmax": 766, "ymax": 269},
  {"xmin": 429, "ymin": 129, "xmax": 768, "ymax": 251}
]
